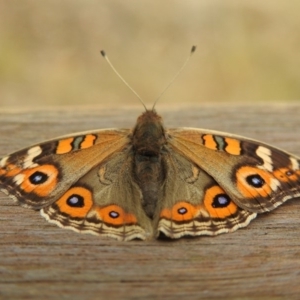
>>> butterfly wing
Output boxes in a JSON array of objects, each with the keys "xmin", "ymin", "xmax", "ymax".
[
  {"xmin": 167, "ymin": 128, "xmax": 300, "ymax": 213},
  {"xmin": 0, "ymin": 129, "xmax": 151, "ymax": 241},
  {"xmin": 155, "ymin": 128, "xmax": 300, "ymax": 239},
  {"xmin": 41, "ymin": 151, "xmax": 152, "ymax": 241}
]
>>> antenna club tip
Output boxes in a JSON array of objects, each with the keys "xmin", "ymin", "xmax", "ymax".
[
  {"xmin": 191, "ymin": 45, "xmax": 197, "ymax": 53},
  {"xmin": 100, "ymin": 50, "xmax": 106, "ymax": 57}
]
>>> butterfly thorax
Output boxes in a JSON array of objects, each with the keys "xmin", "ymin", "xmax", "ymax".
[{"xmin": 132, "ymin": 110, "xmax": 167, "ymax": 219}]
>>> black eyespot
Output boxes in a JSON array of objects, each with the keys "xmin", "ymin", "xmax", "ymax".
[
  {"xmin": 286, "ymin": 170, "xmax": 294, "ymax": 176},
  {"xmin": 29, "ymin": 171, "xmax": 49, "ymax": 185},
  {"xmin": 246, "ymin": 174, "xmax": 265, "ymax": 188},
  {"xmin": 177, "ymin": 207, "xmax": 188, "ymax": 215},
  {"xmin": 212, "ymin": 194, "xmax": 231, "ymax": 208},
  {"xmin": 66, "ymin": 194, "xmax": 84, "ymax": 207},
  {"xmin": 109, "ymin": 211, "xmax": 119, "ymax": 218}
]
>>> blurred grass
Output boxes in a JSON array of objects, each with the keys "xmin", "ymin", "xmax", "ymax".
[{"xmin": 0, "ymin": 0, "xmax": 300, "ymax": 107}]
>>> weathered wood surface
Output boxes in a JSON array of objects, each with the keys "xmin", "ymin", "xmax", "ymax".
[{"xmin": 0, "ymin": 104, "xmax": 300, "ymax": 300}]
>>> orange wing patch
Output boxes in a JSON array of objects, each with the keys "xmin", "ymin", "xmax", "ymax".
[
  {"xmin": 0, "ymin": 163, "xmax": 21, "ymax": 177},
  {"xmin": 80, "ymin": 134, "xmax": 97, "ymax": 149},
  {"xmin": 56, "ymin": 138, "xmax": 74, "ymax": 154},
  {"xmin": 202, "ymin": 135, "xmax": 218, "ymax": 150},
  {"xmin": 224, "ymin": 138, "xmax": 242, "ymax": 155}
]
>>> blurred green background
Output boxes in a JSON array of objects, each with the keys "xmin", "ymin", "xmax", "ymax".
[{"xmin": 1, "ymin": 0, "xmax": 300, "ymax": 108}]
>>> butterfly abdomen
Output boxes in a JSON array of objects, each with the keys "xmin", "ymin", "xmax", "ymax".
[{"xmin": 132, "ymin": 111, "xmax": 167, "ymax": 218}]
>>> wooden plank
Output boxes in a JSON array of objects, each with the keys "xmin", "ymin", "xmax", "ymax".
[{"xmin": 0, "ymin": 104, "xmax": 300, "ymax": 300}]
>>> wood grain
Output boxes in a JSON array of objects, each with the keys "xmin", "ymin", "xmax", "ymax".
[{"xmin": 0, "ymin": 104, "xmax": 300, "ymax": 300}]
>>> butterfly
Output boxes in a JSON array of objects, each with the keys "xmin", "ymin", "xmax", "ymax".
[{"xmin": 0, "ymin": 107, "xmax": 300, "ymax": 241}]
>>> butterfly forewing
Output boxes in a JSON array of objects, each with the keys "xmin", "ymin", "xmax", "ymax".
[{"xmin": 0, "ymin": 129, "xmax": 130, "ymax": 208}]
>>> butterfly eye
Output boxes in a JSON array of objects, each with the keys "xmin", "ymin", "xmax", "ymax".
[
  {"xmin": 246, "ymin": 174, "xmax": 265, "ymax": 188},
  {"xmin": 212, "ymin": 194, "xmax": 231, "ymax": 208},
  {"xmin": 29, "ymin": 171, "xmax": 49, "ymax": 185},
  {"xmin": 66, "ymin": 194, "xmax": 84, "ymax": 207},
  {"xmin": 109, "ymin": 211, "xmax": 120, "ymax": 219}
]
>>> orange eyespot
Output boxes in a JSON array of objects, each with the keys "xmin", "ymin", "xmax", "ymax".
[
  {"xmin": 273, "ymin": 168, "xmax": 299, "ymax": 182},
  {"xmin": 203, "ymin": 186, "xmax": 237, "ymax": 218},
  {"xmin": 21, "ymin": 165, "xmax": 59, "ymax": 197},
  {"xmin": 160, "ymin": 201, "xmax": 201, "ymax": 222},
  {"xmin": 235, "ymin": 166, "xmax": 273, "ymax": 198},
  {"xmin": 96, "ymin": 205, "xmax": 137, "ymax": 225},
  {"xmin": 56, "ymin": 138, "xmax": 74, "ymax": 154},
  {"xmin": 56, "ymin": 187, "xmax": 93, "ymax": 218}
]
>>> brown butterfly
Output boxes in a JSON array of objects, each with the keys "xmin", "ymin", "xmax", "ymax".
[
  {"xmin": 1, "ymin": 107, "xmax": 300, "ymax": 241},
  {"xmin": 1, "ymin": 48, "xmax": 300, "ymax": 241}
]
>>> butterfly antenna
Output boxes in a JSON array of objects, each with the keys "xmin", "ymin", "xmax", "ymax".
[
  {"xmin": 100, "ymin": 50, "xmax": 148, "ymax": 111},
  {"xmin": 152, "ymin": 45, "xmax": 196, "ymax": 111}
]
